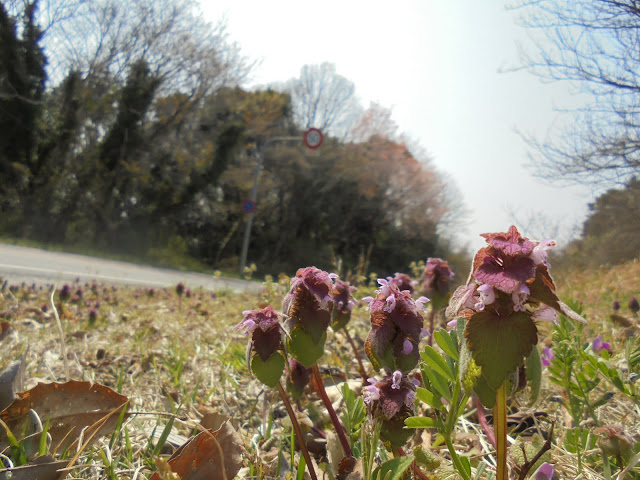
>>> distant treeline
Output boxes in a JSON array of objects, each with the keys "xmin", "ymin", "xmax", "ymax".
[{"xmin": 0, "ymin": 0, "xmax": 467, "ymax": 276}]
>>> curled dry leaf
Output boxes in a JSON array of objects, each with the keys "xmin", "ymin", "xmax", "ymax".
[
  {"xmin": 0, "ymin": 455, "xmax": 67, "ymax": 480},
  {"xmin": 0, "ymin": 380, "xmax": 128, "ymax": 452},
  {"xmin": 149, "ymin": 420, "xmax": 243, "ymax": 480}
]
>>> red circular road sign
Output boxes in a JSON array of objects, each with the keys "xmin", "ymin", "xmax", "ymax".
[
  {"xmin": 242, "ymin": 199, "xmax": 256, "ymax": 214},
  {"xmin": 303, "ymin": 128, "xmax": 324, "ymax": 149}
]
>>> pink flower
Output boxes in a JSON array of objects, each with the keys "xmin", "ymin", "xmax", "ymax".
[
  {"xmin": 363, "ymin": 378, "xmax": 380, "ymax": 404},
  {"xmin": 592, "ymin": 336, "xmax": 611, "ymax": 353},
  {"xmin": 541, "ymin": 347, "xmax": 554, "ymax": 367}
]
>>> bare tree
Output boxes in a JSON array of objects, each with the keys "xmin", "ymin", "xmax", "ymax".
[
  {"xmin": 33, "ymin": 0, "xmax": 251, "ymax": 97},
  {"xmin": 348, "ymin": 101, "xmax": 398, "ymax": 143},
  {"xmin": 283, "ymin": 62, "xmax": 362, "ymax": 138},
  {"xmin": 511, "ymin": 0, "xmax": 640, "ymax": 186}
]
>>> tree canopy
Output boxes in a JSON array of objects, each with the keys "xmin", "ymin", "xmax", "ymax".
[{"xmin": 0, "ymin": 0, "xmax": 466, "ymax": 277}]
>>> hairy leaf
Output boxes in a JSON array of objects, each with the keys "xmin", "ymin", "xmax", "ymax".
[{"xmin": 465, "ymin": 310, "xmax": 537, "ymax": 397}]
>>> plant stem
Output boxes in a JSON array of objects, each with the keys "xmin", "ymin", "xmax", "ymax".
[
  {"xmin": 476, "ymin": 396, "xmax": 497, "ymax": 449},
  {"xmin": 444, "ymin": 435, "xmax": 472, "ymax": 480},
  {"xmin": 495, "ymin": 382, "xmax": 508, "ymax": 480},
  {"xmin": 311, "ymin": 364, "xmax": 354, "ymax": 458},
  {"xmin": 395, "ymin": 447, "xmax": 431, "ymax": 480},
  {"xmin": 277, "ymin": 382, "xmax": 318, "ymax": 480},
  {"xmin": 427, "ymin": 308, "xmax": 436, "ymax": 346},
  {"xmin": 343, "ymin": 328, "xmax": 368, "ymax": 379}
]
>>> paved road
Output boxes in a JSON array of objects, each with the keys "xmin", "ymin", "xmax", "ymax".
[{"xmin": 0, "ymin": 243, "xmax": 261, "ymax": 293}]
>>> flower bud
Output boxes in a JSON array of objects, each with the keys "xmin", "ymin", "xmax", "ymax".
[
  {"xmin": 283, "ymin": 267, "xmax": 336, "ymax": 366},
  {"xmin": 331, "ymin": 280, "xmax": 357, "ymax": 331}
]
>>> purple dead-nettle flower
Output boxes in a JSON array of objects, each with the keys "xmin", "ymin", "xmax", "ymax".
[
  {"xmin": 474, "ymin": 284, "xmax": 495, "ymax": 311},
  {"xmin": 421, "ymin": 258, "xmax": 454, "ymax": 298},
  {"xmin": 446, "ymin": 226, "xmax": 587, "ymax": 328},
  {"xmin": 332, "ymin": 280, "xmax": 357, "ymax": 312},
  {"xmin": 331, "ymin": 280, "xmax": 357, "ymax": 330},
  {"xmin": 592, "ymin": 335, "xmax": 612, "ymax": 353},
  {"xmin": 512, "ymin": 284, "xmax": 531, "ymax": 312},
  {"xmin": 236, "ymin": 311, "xmax": 259, "ymax": 334},
  {"xmin": 541, "ymin": 347, "xmax": 554, "ymax": 367},
  {"xmin": 365, "ymin": 279, "xmax": 425, "ymax": 372},
  {"xmin": 362, "ymin": 296, "xmax": 374, "ymax": 309},
  {"xmin": 283, "ymin": 266, "xmax": 336, "ymax": 343},
  {"xmin": 363, "ymin": 378, "xmax": 381, "ymax": 404},
  {"xmin": 364, "ymin": 371, "xmax": 418, "ymax": 447},
  {"xmin": 533, "ymin": 462, "xmax": 555, "ymax": 480},
  {"xmin": 384, "ymin": 293, "xmax": 397, "ymax": 313},
  {"xmin": 405, "ymin": 390, "xmax": 416, "ymax": 407},
  {"xmin": 236, "ymin": 306, "xmax": 285, "ymax": 362},
  {"xmin": 391, "ymin": 370, "xmax": 402, "ymax": 389},
  {"xmin": 532, "ymin": 305, "xmax": 559, "ymax": 325},
  {"xmin": 474, "ymin": 227, "xmax": 537, "ymax": 295},
  {"xmin": 530, "ymin": 239, "xmax": 557, "ymax": 268},
  {"xmin": 415, "ymin": 296, "xmax": 430, "ymax": 312},
  {"xmin": 388, "ymin": 273, "xmax": 415, "ymax": 294}
]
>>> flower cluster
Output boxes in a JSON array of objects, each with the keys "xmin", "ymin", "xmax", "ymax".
[
  {"xmin": 420, "ymin": 257, "xmax": 454, "ymax": 302},
  {"xmin": 283, "ymin": 266, "xmax": 337, "ymax": 367},
  {"xmin": 236, "ymin": 306, "xmax": 287, "ymax": 387},
  {"xmin": 363, "ymin": 278, "xmax": 429, "ymax": 373},
  {"xmin": 387, "ymin": 273, "xmax": 415, "ymax": 294},
  {"xmin": 363, "ymin": 370, "xmax": 417, "ymax": 446},
  {"xmin": 236, "ymin": 306, "xmax": 285, "ymax": 360},
  {"xmin": 446, "ymin": 226, "xmax": 586, "ymax": 407},
  {"xmin": 447, "ymin": 226, "xmax": 580, "ymax": 326}
]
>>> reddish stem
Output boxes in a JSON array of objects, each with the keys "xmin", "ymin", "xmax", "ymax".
[
  {"xmin": 311, "ymin": 364, "xmax": 354, "ymax": 458},
  {"xmin": 395, "ymin": 447, "xmax": 430, "ymax": 480},
  {"xmin": 476, "ymin": 396, "xmax": 497, "ymax": 449},
  {"xmin": 277, "ymin": 382, "xmax": 318, "ymax": 480},
  {"xmin": 343, "ymin": 328, "xmax": 368, "ymax": 380}
]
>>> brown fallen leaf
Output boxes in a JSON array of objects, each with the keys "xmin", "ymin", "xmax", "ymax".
[
  {"xmin": 0, "ymin": 455, "xmax": 67, "ymax": 480},
  {"xmin": 0, "ymin": 380, "xmax": 128, "ymax": 453},
  {"xmin": 149, "ymin": 421, "xmax": 243, "ymax": 480}
]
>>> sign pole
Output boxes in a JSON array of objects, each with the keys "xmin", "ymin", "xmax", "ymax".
[
  {"xmin": 238, "ymin": 129, "xmax": 323, "ymax": 275},
  {"xmin": 238, "ymin": 146, "xmax": 263, "ymax": 275}
]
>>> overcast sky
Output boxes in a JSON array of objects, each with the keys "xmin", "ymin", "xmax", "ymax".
[{"xmin": 199, "ymin": 0, "xmax": 596, "ymax": 252}]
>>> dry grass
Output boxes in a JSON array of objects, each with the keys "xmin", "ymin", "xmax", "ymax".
[{"xmin": 1, "ymin": 257, "xmax": 640, "ymax": 479}]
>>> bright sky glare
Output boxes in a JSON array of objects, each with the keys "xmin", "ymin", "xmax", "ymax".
[{"xmin": 200, "ymin": 0, "xmax": 596, "ymax": 252}]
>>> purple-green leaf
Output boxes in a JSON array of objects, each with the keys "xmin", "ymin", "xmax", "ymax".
[{"xmin": 465, "ymin": 310, "xmax": 538, "ymax": 396}]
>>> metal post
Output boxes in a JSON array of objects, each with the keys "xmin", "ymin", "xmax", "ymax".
[
  {"xmin": 237, "ymin": 135, "xmax": 311, "ymax": 275},
  {"xmin": 239, "ymin": 146, "xmax": 263, "ymax": 275}
]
